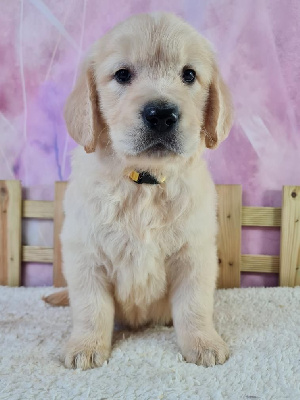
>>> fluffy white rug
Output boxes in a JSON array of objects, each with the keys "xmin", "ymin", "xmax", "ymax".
[{"xmin": 0, "ymin": 286, "xmax": 300, "ymax": 400}]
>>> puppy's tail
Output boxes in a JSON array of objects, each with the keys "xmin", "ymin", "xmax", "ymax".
[{"xmin": 42, "ymin": 289, "xmax": 70, "ymax": 307}]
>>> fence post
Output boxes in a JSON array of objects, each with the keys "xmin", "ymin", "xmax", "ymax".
[
  {"xmin": 280, "ymin": 186, "xmax": 300, "ymax": 287},
  {"xmin": 53, "ymin": 181, "xmax": 68, "ymax": 287},
  {"xmin": 0, "ymin": 180, "xmax": 22, "ymax": 286},
  {"xmin": 216, "ymin": 185, "xmax": 242, "ymax": 289}
]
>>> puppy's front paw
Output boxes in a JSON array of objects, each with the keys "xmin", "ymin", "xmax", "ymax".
[
  {"xmin": 181, "ymin": 330, "xmax": 229, "ymax": 367},
  {"xmin": 65, "ymin": 336, "xmax": 111, "ymax": 370}
]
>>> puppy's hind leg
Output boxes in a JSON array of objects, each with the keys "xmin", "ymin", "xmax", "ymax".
[{"xmin": 43, "ymin": 290, "xmax": 70, "ymax": 307}]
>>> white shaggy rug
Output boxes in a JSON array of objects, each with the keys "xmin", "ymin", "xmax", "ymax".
[{"xmin": 0, "ymin": 287, "xmax": 300, "ymax": 400}]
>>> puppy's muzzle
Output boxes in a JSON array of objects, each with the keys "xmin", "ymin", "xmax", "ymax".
[{"xmin": 142, "ymin": 101, "xmax": 179, "ymax": 134}]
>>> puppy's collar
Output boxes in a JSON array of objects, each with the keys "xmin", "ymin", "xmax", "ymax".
[{"xmin": 129, "ymin": 170, "xmax": 166, "ymax": 185}]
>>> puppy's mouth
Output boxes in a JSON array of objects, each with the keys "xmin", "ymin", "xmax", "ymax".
[
  {"xmin": 135, "ymin": 136, "xmax": 182, "ymax": 157},
  {"xmin": 144, "ymin": 142, "xmax": 172, "ymax": 156}
]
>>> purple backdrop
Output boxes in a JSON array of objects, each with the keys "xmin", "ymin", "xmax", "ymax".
[{"xmin": 1, "ymin": 0, "xmax": 299, "ymax": 286}]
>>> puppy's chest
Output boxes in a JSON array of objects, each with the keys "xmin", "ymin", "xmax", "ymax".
[
  {"xmin": 96, "ymin": 187, "xmax": 186, "ymax": 252},
  {"xmin": 94, "ymin": 187, "xmax": 187, "ymax": 305}
]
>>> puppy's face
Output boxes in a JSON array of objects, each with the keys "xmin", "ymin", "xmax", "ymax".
[{"xmin": 64, "ymin": 13, "xmax": 232, "ymax": 165}]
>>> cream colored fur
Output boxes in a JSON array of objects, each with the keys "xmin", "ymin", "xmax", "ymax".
[{"xmin": 48, "ymin": 12, "xmax": 233, "ymax": 370}]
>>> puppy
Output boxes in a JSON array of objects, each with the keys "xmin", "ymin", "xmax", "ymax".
[{"xmin": 46, "ymin": 12, "xmax": 233, "ymax": 370}]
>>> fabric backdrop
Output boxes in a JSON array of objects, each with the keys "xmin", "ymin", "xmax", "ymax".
[{"xmin": 1, "ymin": 0, "xmax": 299, "ymax": 286}]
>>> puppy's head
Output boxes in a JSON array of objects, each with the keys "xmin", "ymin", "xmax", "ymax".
[{"xmin": 64, "ymin": 13, "xmax": 232, "ymax": 165}]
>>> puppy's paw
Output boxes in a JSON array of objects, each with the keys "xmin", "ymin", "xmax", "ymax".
[
  {"xmin": 181, "ymin": 330, "xmax": 229, "ymax": 367},
  {"xmin": 65, "ymin": 336, "xmax": 110, "ymax": 370}
]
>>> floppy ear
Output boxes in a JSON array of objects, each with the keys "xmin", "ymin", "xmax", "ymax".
[
  {"xmin": 203, "ymin": 69, "xmax": 233, "ymax": 149},
  {"xmin": 64, "ymin": 63, "xmax": 103, "ymax": 153}
]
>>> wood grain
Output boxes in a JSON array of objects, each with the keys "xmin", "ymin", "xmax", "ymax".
[
  {"xmin": 23, "ymin": 200, "xmax": 54, "ymax": 219},
  {"xmin": 242, "ymin": 207, "xmax": 281, "ymax": 227},
  {"xmin": 53, "ymin": 182, "xmax": 68, "ymax": 287},
  {"xmin": 22, "ymin": 246, "xmax": 54, "ymax": 263},
  {"xmin": 216, "ymin": 185, "xmax": 242, "ymax": 289},
  {"xmin": 279, "ymin": 186, "xmax": 300, "ymax": 286},
  {"xmin": 0, "ymin": 180, "xmax": 22, "ymax": 286},
  {"xmin": 241, "ymin": 254, "xmax": 279, "ymax": 273}
]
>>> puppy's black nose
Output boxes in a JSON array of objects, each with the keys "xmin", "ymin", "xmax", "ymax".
[{"xmin": 142, "ymin": 102, "xmax": 179, "ymax": 133}]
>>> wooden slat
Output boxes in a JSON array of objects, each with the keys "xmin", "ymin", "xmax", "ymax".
[
  {"xmin": 216, "ymin": 185, "xmax": 242, "ymax": 288},
  {"xmin": 0, "ymin": 180, "xmax": 22, "ymax": 286},
  {"xmin": 242, "ymin": 207, "xmax": 281, "ymax": 227},
  {"xmin": 241, "ymin": 255, "xmax": 279, "ymax": 273},
  {"xmin": 53, "ymin": 182, "xmax": 68, "ymax": 287},
  {"xmin": 22, "ymin": 246, "xmax": 53, "ymax": 263},
  {"xmin": 280, "ymin": 186, "xmax": 300, "ymax": 287},
  {"xmin": 23, "ymin": 200, "xmax": 54, "ymax": 219}
]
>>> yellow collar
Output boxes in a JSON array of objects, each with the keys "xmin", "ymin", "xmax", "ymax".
[{"xmin": 129, "ymin": 171, "xmax": 166, "ymax": 185}]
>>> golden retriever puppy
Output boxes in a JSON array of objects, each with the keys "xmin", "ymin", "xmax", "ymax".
[{"xmin": 46, "ymin": 12, "xmax": 233, "ymax": 370}]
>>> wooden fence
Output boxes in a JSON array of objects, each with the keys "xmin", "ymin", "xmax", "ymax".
[{"xmin": 0, "ymin": 180, "xmax": 299, "ymax": 288}]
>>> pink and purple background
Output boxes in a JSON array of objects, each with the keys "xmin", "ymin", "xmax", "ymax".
[{"xmin": 1, "ymin": 1, "xmax": 299, "ymax": 286}]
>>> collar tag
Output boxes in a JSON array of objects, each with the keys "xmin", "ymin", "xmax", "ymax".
[{"xmin": 129, "ymin": 171, "xmax": 165, "ymax": 185}]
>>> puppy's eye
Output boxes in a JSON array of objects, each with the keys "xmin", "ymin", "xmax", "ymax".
[
  {"xmin": 114, "ymin": 68, "xmax": 132, "ymax": 84},
  {"xmin": 182, "ymin": 68, "xmax": 196, "ymax": 84}
]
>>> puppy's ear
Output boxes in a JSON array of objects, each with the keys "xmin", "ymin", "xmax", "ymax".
[
  {"xmin": 64, "ymin": 63, "xmax": 103, "ymax": 153},
  {"xmin": 203, "ymin": 68, "xmax": 233, "ymax": 149}
]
